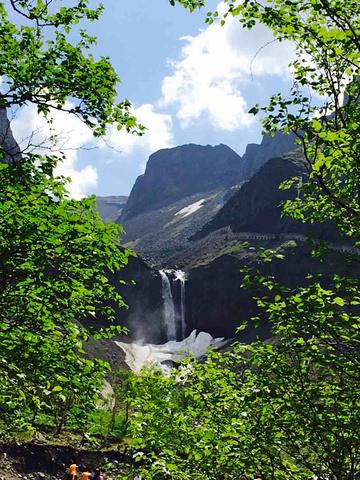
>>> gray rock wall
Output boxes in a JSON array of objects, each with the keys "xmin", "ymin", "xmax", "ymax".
[
  {"xmin": 186, "ymin": 243, "xmax": 359, "ymax": 340},
  {"xmin": 0, "ymin": 109, "xmax": 21, "ymax": 164}
]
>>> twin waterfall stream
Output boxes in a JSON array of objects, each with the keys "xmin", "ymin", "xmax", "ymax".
[
  {"xmin": 159, "ymin": 269, "xmax": 186, "ymax": 342},
  {"xmin": 115, "ymin": 269, "xmax": 227, "ymax": 372}
]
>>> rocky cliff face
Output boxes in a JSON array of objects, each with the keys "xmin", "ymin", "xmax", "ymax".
[
  {"xmin": 105, "ymin": 254, "xmax": 166, "ymax": 344},
  {"xmin": 0, "ymin": 109, "xmax": 21, "ymax": 164},
  {"xmin": 192, "ymin": 151, "xmax": 306, "ymax": 241},
  {"xmin": 191, "ymin": 150, "xmax": 342, "ymax": 243},
  {"xmin": 85, "ymin": 252, "xmax": 166, "ymax": 345},
  {"xmin": 121, "ymin": 135, "xmax": 296, "ymax": 223},
  {"xmin": 236, "ymin": 131, "xmax": 296, "ymax": 182},
  {"xmin": 121, "ymin": 143, "xmax": 242, "ymax": 221},
  {"xmin": 185, "ymin": 242, "xmax": 359, "ymax": 340}
]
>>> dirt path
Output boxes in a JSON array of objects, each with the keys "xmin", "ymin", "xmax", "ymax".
[{"xmin": 0, "ymin": 443, "xmax": 127, "ymax": 480}]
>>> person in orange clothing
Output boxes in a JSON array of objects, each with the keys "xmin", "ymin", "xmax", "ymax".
[
  {"xmin": 82, "ymin": 471, "xmax": 91, "ymax": 480},
  {"xmin": 69, "ymin": 464, "xmax": 78, "ymax": 480}
]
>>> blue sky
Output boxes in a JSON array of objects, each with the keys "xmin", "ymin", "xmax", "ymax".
[{"xmin": 11, "ymin": 0, "xmax": 296, "ymax": 198}]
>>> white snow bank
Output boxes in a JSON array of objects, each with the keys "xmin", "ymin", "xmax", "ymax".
[
  {"xmin": 115, "ymin": 330, "xmax": 227, "ymax": 373},
  {"xmin": 175, "ymin": 199, "xmax": 205, "ymax": 218}
]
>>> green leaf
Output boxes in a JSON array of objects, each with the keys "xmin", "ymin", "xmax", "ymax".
[{"xmin": 334, "ymin": 297, "xmax": 345, "ymax": 306}]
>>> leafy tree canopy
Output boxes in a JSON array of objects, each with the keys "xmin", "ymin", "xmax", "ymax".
[
  {"xmin": 0, "ymin": 0, "xmax": 139, "ymax": 432},
  {"xmin": 213, "ymin": 0, "xmax": 360, "ymax": 239},
  {"xmin": 0, "ymin": 0, "xmax": 144, "ymax": 136},
  {"xmin": 0, "ymin": 154, "xmax": 130, "ymax": 432}
]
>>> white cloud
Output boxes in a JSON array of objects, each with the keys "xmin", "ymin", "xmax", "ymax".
[
  {"xmin": 11, "ymin": 103, "xmax": 97, "ymax": 199},
  {"xmin": 58, "ymin": 164, "xmax": 97, "ymax": 200},
  {"xmin": 161, "ymin": 7, "xmax": 295, "ymax": 131},
  {"xmin": 104, "ymin": 103, "xmax": 174, "ymax": 159},
  {"xmin": 10, "ymin": 100, "xmax": 174, "ymax": 195}
]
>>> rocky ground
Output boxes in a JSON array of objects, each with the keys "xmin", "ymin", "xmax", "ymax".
[{"xmin": 0, "ymin": 443, "xmax": 128, "ymax": 480}]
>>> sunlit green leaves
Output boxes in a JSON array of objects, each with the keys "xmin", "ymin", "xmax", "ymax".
[
  {"xmin": 169, "ymin": 0, "xmax": 205, "ymax": 12},
  {"xmin": 0, "ymin": 0, "xmax": 144, "ymax": 136},
  {"xmin": 0, "ymin": 155, "xmax": 129, "ymax": 432}
]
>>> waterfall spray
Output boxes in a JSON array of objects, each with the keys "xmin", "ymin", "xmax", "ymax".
[{"xmin": 159, "ymin": 270, "xmax": 177, "ymax": 341}]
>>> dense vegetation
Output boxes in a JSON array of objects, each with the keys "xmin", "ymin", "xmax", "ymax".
[
  {"xmin": 0, "ymin": 0, "xmax": 140, "ymax": 433},
  {"xmin": 1, "ymin": 0, "xmax": 360, "ymax": 479}
]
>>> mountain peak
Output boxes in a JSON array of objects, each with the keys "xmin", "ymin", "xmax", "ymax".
[{"xmin": 121, "ymin": 143, "xmax": 242, "ymax": 221}]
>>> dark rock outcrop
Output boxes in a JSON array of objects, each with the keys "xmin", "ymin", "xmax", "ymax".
[
  {"xmin": 185, "ymin": 242, "xmax": 359, "ymax": 340},
  {"xmin": 121, "ymin": 135, "xmax": 296, "ymax": 223},
  {"xmin": 192, "ymin": 152, "xmax": 306, "ymax": 241},
  {"xmin": 0, "ymin": 109, "xmax": 21, "ymax": 164},
  {"xmin": 94, "ymin": 253, "xmax": 166, "ymax": 344},
  {"xmin": 236, "ymin": 131, "xmax": 296, "ymax": 182},
  {"xmin": 191, "ymin": 150, "xmax": 342, "ymax": 243}
]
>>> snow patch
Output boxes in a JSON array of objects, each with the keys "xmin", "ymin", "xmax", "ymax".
[
  {"xmin": 175, "ymin": 199, "xmax": 205, "ymax": 218},
  {"xmin": 115, "ymin": 330, "xmax": 228, "ymax": 373}
]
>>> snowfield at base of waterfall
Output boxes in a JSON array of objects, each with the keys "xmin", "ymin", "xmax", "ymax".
[{"xmin": 115, "ymin": 330, "xmax": 228, "ymax": 373}]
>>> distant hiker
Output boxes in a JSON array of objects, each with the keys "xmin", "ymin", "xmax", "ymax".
[
  {"xmin": 93, "ymin": 468, "xmax": 104, "ymax": 480},
  {"xmin": 82, "ymin": 472, "xmax": 91, "ymax": 480},
  {"xmin": 69, "ymin": 464, "xmax": 78, "ymax": 480}
]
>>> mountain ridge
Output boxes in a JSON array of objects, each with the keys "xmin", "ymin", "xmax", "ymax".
[
  {"xmin": 121, "ymin": 143, "xmax": 242, "ymax": 221},
  {"xmin": 120, "ymin": 133, "xmax": 296, "ymax": 223},
  {"xmin": 95, "ymin": 195, "xmax": 128, "ymax": 224},
  {"xmin": 114, "ymin": 134, "xmax": 298, "ymax": 267}
]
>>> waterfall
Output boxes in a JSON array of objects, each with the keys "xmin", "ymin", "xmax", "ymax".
[
  {"xmin": 174, "ymin": 270, "xmax": 186, "ymax": 340},
  {"xmin": 160, "ymin": 270, "xmax": 177, "ymax": 341}
]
